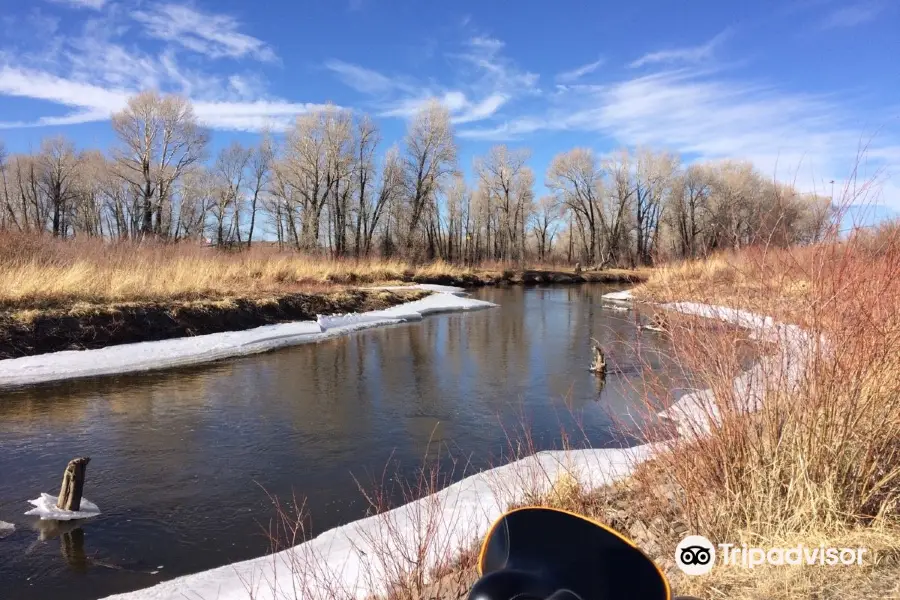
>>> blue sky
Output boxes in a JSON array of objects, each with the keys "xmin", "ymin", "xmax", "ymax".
[{"xmin": 1, "ymin": 0, "xmax": 899, "ymax": 207}]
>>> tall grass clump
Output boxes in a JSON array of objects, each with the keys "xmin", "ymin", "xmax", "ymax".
[{"xmin": 635, "ymin": 218, "xmax": 900, "ymax": 543}]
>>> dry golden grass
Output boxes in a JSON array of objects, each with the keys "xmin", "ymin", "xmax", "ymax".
[
  {"xmin": 0, "ymin": 233, "xmax": 454, "ymax": 308},
  {"xmin": 623, "ymin": 222, "xmax": 900, "ymax": 597},
  {"xmin": 0, "ymin": 233, "xmax": 638, "ymax": 310}
]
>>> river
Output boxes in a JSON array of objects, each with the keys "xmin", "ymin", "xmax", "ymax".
[{"xmin": 0, "ymin": 285, "xmax": 685, "ymax": 600}]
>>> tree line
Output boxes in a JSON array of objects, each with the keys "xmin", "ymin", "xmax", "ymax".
[{"xmin": 0, "ymin": 90, "xmax": 833, "ymax": 266}]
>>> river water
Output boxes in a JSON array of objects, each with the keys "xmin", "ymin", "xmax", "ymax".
[{"xmin": 0, "ymin": 286, "xmax": 685, "ymax": 600}]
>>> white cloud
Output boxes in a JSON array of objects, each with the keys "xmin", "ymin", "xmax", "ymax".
[
  {"xmin": 0, "ymin": 58, "xmax": 327, "ymax": 132},
  {"xmin": 192, "ymin": 100, "xmax": 336, "ymax": 132},
  {"xmin": 329, "ymin": 36, "xmax": 533, "ymax": 126},
  {"xmin": 452, "ymin": 93, "xmax": 508, "ymax": 124},
  {"xmin": 0, "ymin": 109, "xmax": 112, "ymax": 129},
  {"xmin": 378, "ymin": 91, "xmax": 508, "ymax": 124},
  {"xmin": 46, "ymin": 0, "xmax": 107, "ymax": 10},
  {"xmin": 629, "ymin": 29, "xmax": 731, "ymax": 69},
  {"xmin": 457, "ymin": 117, "xmax": 546, "ymax": 141},
  {"xmin": 0, "ymin": 65, "xmax": 130, "ymax": 114},
  {"xmin": 0, "ymin": 4, "xmax": 332, "ymax": 132},
  {"xmin": 324, "ymin": 60, "xmax": 413, "ymax": 95},
  {"xmin": 454, "ymin": 36, "xmax": 540, "ymax": 92},
  {"xmin": 818, "ymin": 1, "xmax": 884, "ymax": 29},
  {"xmin": 0, "ymin": 64, "xmax": 330, "ymax": 131},
  {"xmin": 132, "ymin": 4, "xmax": 276, "ymax": 62},
  {"xmin": 556, "ymin": 58, "xmax": 604, "ymax": 83},
  {"xmin": 458, "ymin": 66, "xmax": 900, "ymax": 205}
]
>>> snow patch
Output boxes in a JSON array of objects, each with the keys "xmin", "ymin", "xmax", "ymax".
[
  {"xmin": 601, "ymin": 289, "xmax": 633, "ymax": 303},
  {"xmin": 368, "ymin": 283, "xmax": 471, "ymax": 296},
  {"xmin": 604, "ymin": 305, "xmax": 630, "ymax": 312},
  {"xmin": 0, "ymin": 521, "xmax": 14, "ymax": 538},
  {"xmin": 100, "ymin": 445, "xmax": 653, "ymax": 600},
  {"xmin": 657, "ymin": 301, "xmax": 813, "ymax": 437},
  {"xmin": 0, "ymin": 291, "xmax": 496, "ymax": 389},
  {"xmin": 25, "ymin": 493, "xmax": 101, "ymax": 521}
]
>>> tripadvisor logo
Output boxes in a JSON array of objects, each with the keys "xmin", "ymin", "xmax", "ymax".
[
  {"xmin": 675, "ymin": 535, "xmax": 716, "ymax": 575},
  {"xmin": 675, "ymin": 535, "xmax": 869, "ymax": 575}
]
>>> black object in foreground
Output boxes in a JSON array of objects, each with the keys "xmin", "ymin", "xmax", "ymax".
[{"xmin": 467, "ymin": 507, "xmax": 689, "ymax": 600}]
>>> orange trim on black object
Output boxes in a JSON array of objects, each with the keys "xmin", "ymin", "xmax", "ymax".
[{"xmin": 474, "ymin": 506, "xmax": 672, "ymax": 600}]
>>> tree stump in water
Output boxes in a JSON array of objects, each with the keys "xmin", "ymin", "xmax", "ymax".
[
  {"xmin": 57, "ymin": 457, "xmax": 90, "ymax": 512},
  {"xmin": 590, "ymin": 338, "xmax": 607, "ymax": 377}
]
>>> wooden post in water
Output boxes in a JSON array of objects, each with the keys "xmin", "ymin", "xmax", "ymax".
[
  {"xmin": 57, "ymin": 457, "xmax": 90, "ymax": 512},
  {"xmin": 590, "ymin": 338, "xmax": 607, "ymax": 377}
]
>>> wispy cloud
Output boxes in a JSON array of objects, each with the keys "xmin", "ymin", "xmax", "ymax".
[
  {"xmin": 0, "ymin": 5, "xmax": 325, "ymax": 131},
  {"xmin": 629, "ymin": 29, "xmax": 731, "ymax": 69},
  {"xmin": 324, "ymin": 60, "xmax": 414, "ymax": 95},
  {"xmin": 46, "ymin": 0, "xmax": 107, "ymax": 10},
  {"xmin": 818, "ymin": 1, "xmax": 884, "ymax": 29},
  {"xmin": 0, "ymin": 65, "xmax": 130, "ymax": 116},
  {"xmin": 132, "ymin": 4, "xmax": 277, "ymax": 62},
  {"xmin": 380, "ymin": 91, "xmax": 509, "ymax": 124},
  {"xmin": 556, "ymin": 58, "xmax": 604, "ymax": 83},
  {"xmin": 453, "ymin": 36, "xmax": 540, "ymax": 92},
  {"xmin": 0, "ymin": 64, "xmax": 332, "ymax": 131},
  {"xmin": 458, "ymin": 65, "xmax": 900, "ymax": 201},
  {"xmin": 327, "ymin": 34, "xmax": 534, "ymax": 126}
]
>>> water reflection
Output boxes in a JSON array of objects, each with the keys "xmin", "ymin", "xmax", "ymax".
[
  {"xmin": 33, "ymin": 520, "xmax": 90, "ymax": 574},
  {"xmin": 0, "ymin": 286, "xmax": 688, "ymax": 600}
]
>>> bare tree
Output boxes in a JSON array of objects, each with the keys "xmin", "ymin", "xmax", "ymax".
[
  {"xmin": 212, "ymin": 143, "xmax": 252, "ymax": 246},
  {"xmin": 177, "ymin": 167, "xmax": 215, "ymax": 242},
  {"xmin": 547, "ymin": 148, "xmax": 605, "ymax": 265},
  {"xmin": 0, "ymin": 141, "xmax": 19, "ymax": 231},
  {"xmin": 38, "ymin": 136, "xmax": 80, "ymax": 237},
  {"xmin": 111, "ymin": 91, "xmax": 208, "ymax": 238},
  {"xmin": 633, "ymin": 148, "xmax": 679, "ymax": 265},
  {"xmin": 246, "ymin": 135, "xmax": 273, "ymax": 248},
  {"xmin": 279, "ymin": 105, "xmax": 351, "ymax": 251},
  {"xmin": 532, "ymin": 195, "xmax": 562, "ymax": 262},
  {"xmin": 666, "ymin": 164, "xmax": 712, "ymax": 258},
  {"xmin": 1, "ymin": 90, "xmax": 837, "ymax": 263},
  {"xmin": 402, "ymin": 100, "xmax": 458, "ymax": 256},
  {"xmin": 476, "ymin": 145, "xmax": 534, "ymax": 263}
]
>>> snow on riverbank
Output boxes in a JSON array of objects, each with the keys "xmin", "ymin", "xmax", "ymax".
[
  {"xmin": 104, "ymin": 445, "xmax": 656, "ymax": 600},
  {"xmin": 104, "ymin": 290, "xmax": 805, "ymax": 600},
  {"xmin": 600, "ymin": 289, "xmax": 634, "ymax": 303},
  {"xmin": 0, "ymin": 285, "xmax": 496, "ymax": 390},
  {"xmin": 657, "ymin": 302, "xmax": 813, "ymax": 437}
]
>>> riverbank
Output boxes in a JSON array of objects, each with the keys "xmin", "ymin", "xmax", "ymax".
[
  {"xmin": 0, "ymin": 233, "xmax": 644, "ymax": 358},
  {"xmin": 626, "ymin": 237, "xmax": 900, "ymax": 598},
  {"xmin": 0, "ymin": 289, "xmax": 431, "ymax": 359},
  {"xmin": 0, "ymin": 285, "xmax": 497, "ymax": 389},
  {"xmin": 380, "ymin": 253, "xmax": 900, "ymax": 600},
  {"xmin": 94, "ymin": 295, "xmax": 795, "ymax": 600}
]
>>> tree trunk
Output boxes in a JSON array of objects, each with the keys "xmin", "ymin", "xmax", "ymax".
[{"xmin": 57, "ymin": 457, "xmax": 90, "ymax": 511}]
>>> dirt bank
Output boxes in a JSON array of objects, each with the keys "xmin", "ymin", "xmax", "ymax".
[
  {"xmin": 0, "ymin": 268, "xmax": 645, "ymax": 360},
  {"xmin": 0, "ymin": 289, "xmax": 429, "ymax": 359}
]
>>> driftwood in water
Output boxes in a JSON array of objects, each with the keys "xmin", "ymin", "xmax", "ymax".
[
  {"xmin": 57, "ymin": 457, "xmax": 90, "ymax": 512},
  {"xmin": 590, "ymin": 338, "xmax": 607, "ymax": 376}
]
